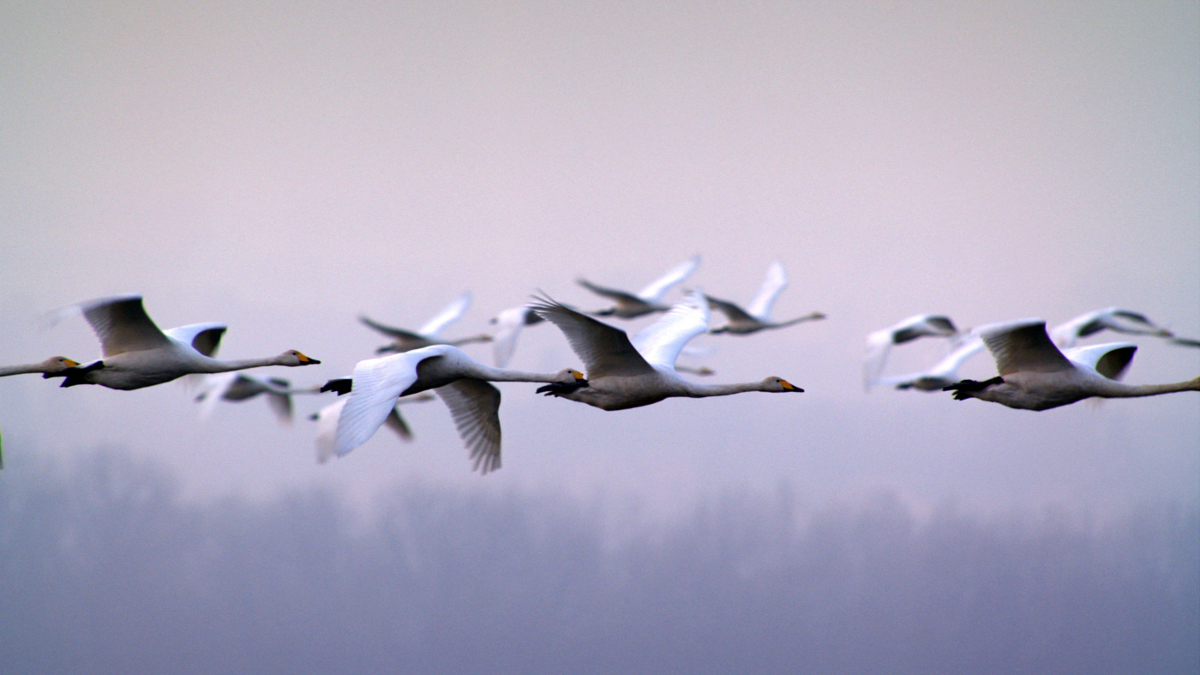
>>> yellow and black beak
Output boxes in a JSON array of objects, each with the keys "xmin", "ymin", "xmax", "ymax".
[
  {"xmin": 298, "ymin": 352, "xmax": 321, "ymax": 365},
  {"xmin": 781, "ymin": 379, "xmax": 803, "ymax": 392}
]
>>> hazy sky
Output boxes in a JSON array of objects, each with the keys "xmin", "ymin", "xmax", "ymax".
[{"xmin": 1, "ymin": 2, "xmax": 1198, "ymax": 668}]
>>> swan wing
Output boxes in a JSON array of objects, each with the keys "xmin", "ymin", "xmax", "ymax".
[
  {"xmin": 76, "ymin": 295, "xmax": 171, "ymax": 357},
  {"xmin": 744, "ymin": 261, "xmax": 788, "ymax": 320},
  {"xmin": 358, "ymin": 314, "xmax": 427, "ymax": 342},
  {"xmin": 977, "ymin": 319, "xmax": 1073, "ymax": 375},
  {"xmin": 531, "ymin": 297, "xmax": 655, "ymax": 377},
  {"xmin": 636, "ymin": 254, "xmax": 701, "ymax": 301},
  {"xmin": 705, "ymin": 295, "xmax": 756, "ymax": 325},
  {"xmin": 435, "ymin": 379, "xmax": 502, "ymax": 474},
  {"xmin": 1065, "ymin": 342, "xmax": 1137, "ymax": 381},
  {"xmin": 418, "ymin": 291, "xmax": 472, "ymax": 338},
  {"xmin": 263, "ymin": 387, "xmax": 294, "ymax": 425},
  {"xmin": 490, "ymin": 305, "xmax": 531, "ymax": 368},
  {"xmin": 577, "ymin": 278, "xmax": 642, "ymax": 305},
  {"xmin": 382, "ymin": 406, "xmax": 414, "ymax": 441},
  {"xmin": 164, "ymin": 322, "xmax": 228, "ymax": 357},
  {"xmin": 313, "ymin": 399, "xmax": 346, "ymax": 464},
  {"xmin": 334, "ymin": 352, "xmax": 423, "ymax": 457},
  {"xmin": 196, "ymin": 372, "xmax": 238, "ymax": 420},
  {"xmin": 632, "ymin": 290, "xmax": 710, "ymax": 369}
]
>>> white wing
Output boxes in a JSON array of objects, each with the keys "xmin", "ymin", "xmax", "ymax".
[
  {"xmin": 1065, "ymin": 342, "xmax": 1137, "ymax": 381},
  {"xmin": 490, "ymin": 305, "xmax": 530, "ymax": 368},
  {"xmin": 635, "ymin": 255, "xmax": 701, "ymax": 302},
  {"xmin": 976, "ymin": 318, "xmax": 1073, "ymax": 375},
  {"xmin": 163, "ymin": 322, "xmax": 228, "ymax": 356},
  {"xmin": 417, "ymin": 292, "xmax": 472, "ymax": 338},
  {"xmin": 333, "ymin": 351, "xmax": 424, "ymax": 457},
  {"xmin": 74, "ymin": 294, "xmax": 171, "ymax": 357},
  {"xmin": 313, "ymin": 399, "xmax": 347, "ymax": 464},
  {"xmin": 745, "ymin": 261, "xmax": 788, "ymax": 320},
  {"xmin": 631, "ymin": 289, "xmax": 710, "ymax": 369}
]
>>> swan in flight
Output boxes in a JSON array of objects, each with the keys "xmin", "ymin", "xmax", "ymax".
[
  {"xmin": 705, "ymin": 261, "xmax": 826, "ymax": 335},
  {"xmin": 531, "ymin": 290, "xmax": 802, "ymax": 411},
  {"xmin": 863, "ymin": 314, "xmax": 960, "ymax": 390},
  {"xmin": 871, "ymin": 335, "xmax": 987, "ymax": 392},
  {"xmin": 1050, "ymin": 307, "xmax": 1190, "ymax": 349},
  {"xmin": 488, "ymin": 304, "xmax": 546, "ymax": 368},
  {"xmin": 943, "ymin": 318, "xmax": 1200, "ymax": 410},
  {"xmin": 359, "ymin": 291, "xmax": 492, "ymax": 354},
  {"xmin": 194, "ymin": 372, "xmax": 322, "ymax": 425},
  {"xmin": 321, "ymin": 344, "xmax": 584, "ymax": 473},
  {"xmin": 45, "ymin": 294, "xmax": 319, "ymax": 390},
  {"xmin": 577, "ymin": 255, "xmax": 701, "ymax": 319},
  {"xmin": 0, "ymin": 356, "xmax": 80, "ymax": 377},
  {"xmin": 311, "ymin": 393, "xmax": 435, "ymax": 463}
]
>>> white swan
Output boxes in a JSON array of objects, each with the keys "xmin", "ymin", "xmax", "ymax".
[
  {"xmin": 705, "ymin": 261, "xmax": 826, "ymax": 335},
  {"xmin": 488, "ymin": 304, "xmax": 545, "ymax": 368},
  {"xmin": 322, "ymin": 344, "xmax": 584, "ymax": 473},
  {"xmin": 1050, "ymin": 307, "xmax": 1188, "ymax": 348},
  {"xmin": 194, "ymin": 372, "xmax": 323, "ymax": 425},
  {"xmin": 531, "ymin": 290, "xmax": 802, "ymax": 411},
  {"xmin": 0, "ymin": 356, "xmax": 80, "ymax": 377},
  {"xmin": 577, "ymin": 255, "xmax": 701, "ymax": 319},
  {"xmin": 863, "ymin": 314, "xmax": 960, "ymax": 390},
  {"xmin": 872, "ymin": 335, "xmax": 988, "ymax": 392},
  {"xmin": 46, "ymin": 294, "xmax": 320, "ymax": 390},
  {"xmin": 359, "ymin": 291, "xmax": 491, "ymax": 354},
  {"xmin": 944, "ymin": 318, "xmax": 1200, "ymax": 410},
  {"xmin": 311, "ymin": 393, "xmax": 435, "ymax": 464}
]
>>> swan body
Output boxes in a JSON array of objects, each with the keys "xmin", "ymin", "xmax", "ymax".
[
  {"xmin": 945, "ymin": 318, "xmax": 1200, "ymax": 410},
  {"xmin": 360, "ymin": 291, "xmax": 491, "ymax": 354},
  {"xmin": 0, "ymin": 356, "xmax": 79, "ymax": 377},
  {"xmin": 531, "ymin": 290, "xmax": 802, "ymax": 411},
  {"xmin": 324, "ymin": 344, "xmax": 584, "ymax": 473},
  {"xmin": 863, "ymin": 314, "xmax": 959, "ymax": 390},
  {"xmin": 577, "ymin": 255, "xmax": 701, "ymax": 318},
  {"xmin": 1049, "ymin": 307, "xmax": 1196, "ymax": 349},
  {"xmin": 195, "ymin": 372, "xmax": 320, "ymax": 424},
  {"xmin": 705, "ymin": 261, "xmax": 826, "ymax": 335},
  {"xmin": 48, "ymin": 295, "xmax": 319, "ymax": 390}
]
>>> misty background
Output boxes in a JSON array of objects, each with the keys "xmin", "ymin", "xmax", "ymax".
[{"xmin": 2, "ymin": 1, "xmax": 1198, "ymax": 671}]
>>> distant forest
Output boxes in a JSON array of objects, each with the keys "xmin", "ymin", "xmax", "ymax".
[{"xmin": 1, "ymin": 449, "xmax": 1196, "ymax": 675}]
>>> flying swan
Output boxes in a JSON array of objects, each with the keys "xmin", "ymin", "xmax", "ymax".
[
  {"xmin": 359, "ymin": 291, "xmax": 491, "ymax": 354},
  {"xmin": 321, "ymin": 344, "xmax": 584, "ymax": 473},
  {"xmin": 531, "ymin": 290, "xmax": 803, "ymax": 411},
  {"xmin": 45, "ymin": 294, "xmax": 320, "ymax": 390},
  {"xmin": 705, "ymin": 261, "xmax": 825, "ymax": 335},
  {"xmin": 943, "ymin": 318, "xmax": 1200, "ymax": 410}
]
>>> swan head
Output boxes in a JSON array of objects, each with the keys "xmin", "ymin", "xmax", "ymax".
[
  {"xmin": 42, "ymin": 356, "xmax": 80, "ymax": 372},
  {"xmin": 763, "ymin": 376, "xmax": 803, "ymax": 393},
  {"xmin": 555, "ymin": 368, "xmax": 587, "ymax": 385},
  {"xmin": 281, "ymin": 350, "xmax": 321, "ymax": 366}
]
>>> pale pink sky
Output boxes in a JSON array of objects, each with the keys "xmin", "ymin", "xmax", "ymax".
[{"xmin": 2, "ymin": 1, "xmax": 1197, "ymax": 519}]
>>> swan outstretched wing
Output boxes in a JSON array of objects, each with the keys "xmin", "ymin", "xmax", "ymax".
[
  {"xmin": 632, "ymin": 290, "xmax": 710, "ymax": 369},
  {"xmin": 73, "ymin": 295, "xmax": 171, "ymax": 357},
  {"xmin": 531, "ymin": 297, "xmax": 655, "ymax": 377},
  {"xmin": 334, "ymin": 352, "xmax": 423, "ymax": 457},
  {"xmin": 745, "ymin": 261, "xmax": 788, "ymax": 320},
  {"xmin": 418, "ymin": 291, "xmax": 472, "ymax": 338},
  {"xmin": 636, "ymin": 255, "xmax": 700, "ymax": 301},
  {"xmin": 977, "ymin": 319, "xmax": 1073, "ymax": 375},
  {"xmin": 164, "ymin": 322, "xmax": 228, "ymax": 356},
  {"xmin": 435, "ymin": 379, "xmax": 502, "ymax": 474},
  {"xmin": 1065, "ymin": 342, "xmax": 1137, "ymax": 381}
]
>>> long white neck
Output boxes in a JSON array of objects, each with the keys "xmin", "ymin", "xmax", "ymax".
[
  {"xmin": 0, "ymin": 363, "xmax": 43, "ymax": 377},
  {"xmin": 193, "ymin": 354, "xmax": 291, "ymax": 374},
  {"xmin": 1093, "ymin": 376, "xmax": 1200, "ymax": 399},
  {"xmin": 464, "ymin": 363, "xmax": 568, "ymax": 383},
  {"xmin": 675, "ymin": 380, "xmax": 771, "ymax": 398}
]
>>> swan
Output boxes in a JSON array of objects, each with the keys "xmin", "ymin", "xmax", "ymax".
[
  {"xmin": 863, "ymin": 314, "xmax": 960, "ymax": 390},
  {"xmin": 576, "ymin": 255, "xmax": 701, "ymax": 318},
  {"xmin": 1049, "ymin": 307, "xmax": 1191, "ymax": 348},
  {"xmin": 311, "ymin": 393, "xmax": 435, "ymax": 463},
  {"xmin": 943, "ymin": 318, "xmax": 1200, "ymax": 410},
  {"xmin": 871, "ymin": 335, "xmax": 987, "ymax": 392},
  {"xmin": 321, "ymin": 344, "xmax": 585, "ymax": 473},
  {"xmin": 0, "ymin": 356, "xmax": 80, "ymax": 377},
  {"xmin": 194, "ymin": 372, "xmax": 323, "ymax": 425},
  {"xmin": 359, "ymin": 291, "xmax": 491, "ymax": 354},
  {"xmin": 705, "ymin": 261, "xmax": 826, "ymax": 335},
  {"xmin": 45, "ymin": 294, "xmax": 320, "ymax": 390},
  {"xmin": 488, "ymin": 304, "xmax": 546, "ymax": 368},
  {"xmin": 531, "ymin": 290, "xmax": 803, "ymax": 411}
]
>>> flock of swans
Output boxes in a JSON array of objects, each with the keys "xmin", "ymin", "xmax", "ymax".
[{"xmin": 2, "ymin": 257, "xmax": 1198, "ymax": 473}]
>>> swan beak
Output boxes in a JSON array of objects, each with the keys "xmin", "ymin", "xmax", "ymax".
[
  {"xmin": 570, "ymin": 370, "xmax": 587, "ymax": 382},
  {"xmin": 297, "ymin": 352, "xmax": 321, "ymax": 365},
  {"xmin": 63, "ymin": 358, "xmax": 80, "ymax": 367},
  {"xmin": 781, "ymin": 379, "xmax": 804, "ymax": 392}
]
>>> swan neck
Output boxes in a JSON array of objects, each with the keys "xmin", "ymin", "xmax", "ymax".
[
  {"xmin": 678, "ymin": 380, "xmax": 763, "ymax": 397},
  {"xmin": 0, "ymin": 364, "xmax": 40, "ymax": 376}
]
